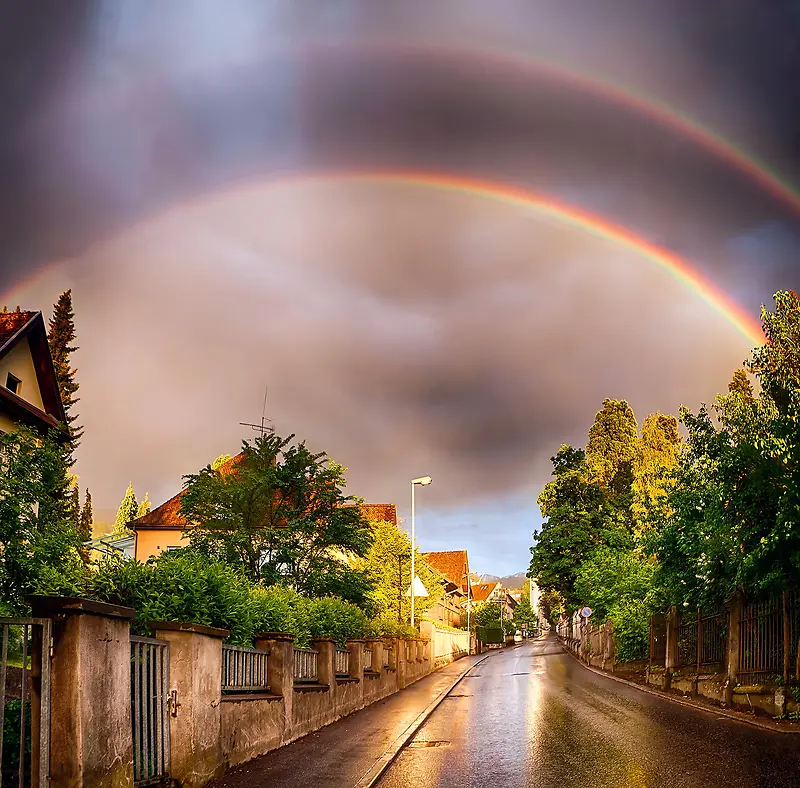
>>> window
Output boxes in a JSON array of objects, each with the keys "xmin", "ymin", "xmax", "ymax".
[{"xmin": 5, "ymin": 373, "xmax": 21, "ymax": 395}]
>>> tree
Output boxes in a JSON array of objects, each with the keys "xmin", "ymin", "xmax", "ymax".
[
  {"xmin": 78, "ymin": 489, "xmax": 93, "ymax": 564},
  {"xmin": 137, "ymin": 493, "xmax": 151, "ymax": 518},
  {"xmin": 631, "ymin": 412, "xmax": 681, "ymax": 531},
  {"xmin": 0, "ymin": 428, "xmax": 83, "ymax": 613},
  {"xmin": 529, "ymin": 444, "xmax": 631, "ymax": 606},
  {"xmin": 586, "ymin": 398, "xmax": 638, "ymax": 491},
  {"xmin": 354, "ymin": 516, "xmax": 443, "ymax": 624},
  {"xmin": 537, "ymin": 588, "xmax": 565, "ymax": 625},
  {"xmin": 47, "ymin": 289, "xmax": 82, "ymax": 449},
  {"xmin": 115, "ymin": 482, "xmax": 139, "ymax": 534},
  {"xmin": 180, "ymin": 432, "xmax": 375, "ymax": 605},
  {"xmin": 512, "ymin": 595, "xmax": 537, "ymax": 631}
]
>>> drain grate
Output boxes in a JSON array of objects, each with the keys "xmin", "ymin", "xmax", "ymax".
[
  {"xmin": 445, "ymin": 694, "xmax": 472, "ymax": 698},
  {"xmin": 408, "ymin": 740, "xmax": 451, "ymax": 748}
]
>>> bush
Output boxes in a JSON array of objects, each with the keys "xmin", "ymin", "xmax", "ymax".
[
  {"xmin": 34, "ymin": 551, "xmax": 379, "ymax": 647},
  {"xmin": 609, "ymin": 600, "xmax": 650, "ymax": 662}
]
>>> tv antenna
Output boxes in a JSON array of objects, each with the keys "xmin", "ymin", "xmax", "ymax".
[{"xmin": 240, "ymin": 386, "xmax": 273, "ymax": 436}]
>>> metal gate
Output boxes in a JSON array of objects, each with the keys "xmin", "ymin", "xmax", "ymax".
[
  {"xmin": 130, "ymin": 636, "xmax": 171, "ymax": 785},
  {"xmin": 0, "ymin": 618, "xmax": 51, "ymax": 788}
]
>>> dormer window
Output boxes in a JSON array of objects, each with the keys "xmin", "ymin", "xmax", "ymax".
[{"xmin": 5, "ymin": 373, "xmax": 21, "ymax": 396}]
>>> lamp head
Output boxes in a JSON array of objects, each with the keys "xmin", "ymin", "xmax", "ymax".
[{"xmin": 411, "ymin": 476, "xmax": 432, "ymax": 486}]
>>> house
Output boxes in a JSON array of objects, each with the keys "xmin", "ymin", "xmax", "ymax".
[
  {"xmin": 472, "ymin": 581, "xmax": 517, "ymax": 622},
  {"xmin": 0, "ymin": 309, "xmax": 66, "ymax": 437},
  {"xmin": 422, "ymin": 550, "xmax": 472, "ymax": 628}
]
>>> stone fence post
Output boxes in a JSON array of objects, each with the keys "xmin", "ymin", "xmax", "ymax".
[
  {"xmin": 345, "ymin": 638, "xmax": 365, "ymax": 677},
  {"xmin": 152, "ymin": 621, "xmax": 229, "ymax": 788},
  {"xmin": 30, "ymin": 596, "xmax": 135, "ymax": 788},
  {"xmin": 725, "ymin": 592, "xmax": 744, "ymax": 700},
  {"xmin": 311, "ymin": 637, "xmax": 336, "ymax": 687},
  {"xmin": 664, "ymin": 605, "xmax": 678, "ymax": 690},
  {"xmin": 254, "ymin": 632, "xmax": 295, "ymax": 741}
]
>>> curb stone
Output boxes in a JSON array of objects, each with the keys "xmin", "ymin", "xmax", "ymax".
[
  {"xmin": 561, "ymin": 644, "xmax": 800, "ymax": 735},
  {"xmin": 354, "ymin": 650, "xmax": 498, "ymax": 787}
]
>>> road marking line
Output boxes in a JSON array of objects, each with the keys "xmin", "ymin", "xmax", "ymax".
[{"xmin": 354, "ymin": 651, "xmax": 498, "ymax": 788}]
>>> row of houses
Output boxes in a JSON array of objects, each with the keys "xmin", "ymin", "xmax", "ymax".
[{"xmin": 0, "ymin": 304, "xmax": 524, "ymax": 630}]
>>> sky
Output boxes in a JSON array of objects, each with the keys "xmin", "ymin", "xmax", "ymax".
[{"xmin": 1, "ymin": 1, "xmax": 798, "ymax": 576}]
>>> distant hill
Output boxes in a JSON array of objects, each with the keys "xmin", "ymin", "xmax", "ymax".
[{"xmin": 477, "ymin": 571, "xmax": 527, "ymax": 590}]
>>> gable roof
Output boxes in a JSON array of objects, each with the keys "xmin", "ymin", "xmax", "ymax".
[
  {"xmin": 0, "ymin": 310, "xmax": 66, "ymax": 431},
  {"xmin": 361, "ymin": 503, "xmax": 397, "ymax": 527},
  {"xmin": 471, "ymin": 582, "xmax": 501, "ymax": 603},
  {"xmin": 422, "ymin": 550, "xmax": 470, "ymax": 591}
]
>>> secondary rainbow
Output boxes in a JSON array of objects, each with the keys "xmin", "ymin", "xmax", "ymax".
[{"xmin": 307, "ymin": 39, "xmax": 800, "ymax": 218}]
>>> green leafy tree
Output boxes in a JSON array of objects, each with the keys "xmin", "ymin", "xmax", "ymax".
[
  {"xmin": 529, "ymin": 445, "xmax": 631, "ymax": 606},
  {"xmin": 537, "ymin": 588, "xmax": 565, "ymax": 625},
  {"xmin": 181, "ymin": 432, "xmax": 375, "ymax": 606},
  {"xmin": 211, "ymin": 454, "xmax": 232, "ymax": 471},
  {"xmin": 631, "ymin": 412, "xmax": 680, "ymax": 531},
  {"xmin": 512, "ymin": 595, "xmax": 537, "ymax": 631},
  {"xmin": 47, "ymin": 289, "xmax": 82, "ymax": 449},
  {"xmin": 354, "ymin": 516, "xmax": 444, "ymax": 625},
  {"xmin": 0, "ymin": 428, "xmax": 83, "ymax": 613},
  {"xmin": 137, "ymin": 493, "xmax": 151, "ymax": 518},
  {"xmin": 114, "ymin": 482, "xmax": 139, "ymax": 534},
  {"xmin": 651, "ymin": 293, "xmax": 800, "ymax": 605},
  {"xmin": 586, "ymin": 398, "xmax": 638, "ymax": 491}
]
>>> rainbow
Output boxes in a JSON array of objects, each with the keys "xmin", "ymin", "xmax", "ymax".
[
  {"xmin": 305, "ymin": 39, "xmax": 800, "ymax": 218},
  {"xmin": 278, "ymin": 169, "xmax": 765, "ymax": 346},
  {"xmin": 5, "ymin": 169, "xmax": 764, "ymax": 346}
]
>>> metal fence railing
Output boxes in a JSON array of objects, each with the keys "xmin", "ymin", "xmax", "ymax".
[
  {"xmin": 789, "ymin": 590, "xmax": 800, "ymax": 681},
  {"xmin": 222, "ymin": 644, "xmax": 270, "ymax": 694},
  {"xmin": 699, "ymin": 607, "xmax": 728, "ymax": 667},
  {"xmin": 293, "ymin": 648, "xmax": 319, "ymax": 683},
  {"xmin": 0, "ymin": 619, "xmax": 52, "ymax": 788},
  {"xmin": 677, "ymin": 612, "xmax": 698, "ymax": 668},
  {"xmin": 739, "ymin": 596, "xmax": 784, "ymax": 683},
  {"xmin": 335, "ymin": 649, "xmax": 349, "ymax": 678},
  {"xmin": 363, "ymin": 647, "xmax": 374, "ymax": 671},
  {"xmin": 130, "ymin": 635, "xmax": 170, "ymax": 786}
]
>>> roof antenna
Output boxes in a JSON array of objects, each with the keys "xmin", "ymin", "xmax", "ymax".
[{"xmin": 240, "ymin": 385, "xmax": 273, "ymax": 437}]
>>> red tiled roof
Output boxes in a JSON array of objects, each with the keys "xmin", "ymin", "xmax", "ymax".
[
  {"xmin": 0, "ymin": 311, "xmax": 37, "ymax": 348},
  {"xmin": 132, "ymin": 490, "xmax": 187, "ymax": 529},
  {"xmin": 422, "ymin": 550, "xmax": 470, "ymax": 591},
  {"xmin": 361, "ymin": 504, "xmax": 397, "ymax": 526},
  {"xmin": 471, "ymin": 582, "xmax": 500, "ymax": 603}
]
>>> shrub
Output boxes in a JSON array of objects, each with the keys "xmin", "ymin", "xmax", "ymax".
[{"xmin": 609, "ymin": 600, "xmax": 650, "ymax": 663}]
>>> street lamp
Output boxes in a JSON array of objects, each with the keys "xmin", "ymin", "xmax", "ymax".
[{"xmin": 410, "ymin": 476, "xmax": 432, "ymax": 627}]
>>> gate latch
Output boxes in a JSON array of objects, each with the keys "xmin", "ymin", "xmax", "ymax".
[{"xmin": 169, "ymin": 689, "xmax": 181, "ymax": 718}]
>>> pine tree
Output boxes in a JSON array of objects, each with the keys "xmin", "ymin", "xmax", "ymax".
[
  {"xmin": 69, "ymin": 479, "xmax": 80, "ymax": 528},
  {"xmin": 137, "ymin": 493, "xmax": 151, "ymax": 518},
  {"xmin": 79, "ymin": 489, "xmax": 93, "ymax": 540},
  {"xmin": 47, "ymin": 290, "xmax": 82, "ymax": 449},
  {"xmin": 78, "ymin": 488, "xmax": 94, "ymax": 564},
  {"xmin": 114, "ymin": 482, "xmax": 139, "ymax": 534}
]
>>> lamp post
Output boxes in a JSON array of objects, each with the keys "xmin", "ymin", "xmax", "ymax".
[{"xmin": 410, "ymin": 476, "xmax": 432, "ymax": 627}]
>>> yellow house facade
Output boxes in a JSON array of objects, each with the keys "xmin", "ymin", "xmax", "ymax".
[{"xmin": 0, "ymin": 310, "xmax": 66, "ymax": 436}]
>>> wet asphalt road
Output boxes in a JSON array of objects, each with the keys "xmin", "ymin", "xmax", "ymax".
[{"xmin": 379, "ymin": 637, "xmax": 800, "ymax": 788}]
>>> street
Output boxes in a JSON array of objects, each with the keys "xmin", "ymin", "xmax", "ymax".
[{"xmin": 379, "ymin": 637, "xmax": 800, "ymax": 788}]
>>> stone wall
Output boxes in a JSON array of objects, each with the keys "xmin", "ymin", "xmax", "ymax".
[{"xmin": 31, "ymin": 596, "xmax": 464, "ymax": 788}]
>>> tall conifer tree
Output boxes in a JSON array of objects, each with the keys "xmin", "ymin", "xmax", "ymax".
[
  {"xmin": 47, "ymin": 290, "xmax": 82, "ymax": 449},
  {"xmin": 115, "ymin": 482, "xmax": 139, "ymax": 534}
]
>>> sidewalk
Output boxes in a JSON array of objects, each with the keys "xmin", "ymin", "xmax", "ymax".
[{"xmin": 208, "ymin": 650, "xmax": 495, "ymax": 788}]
